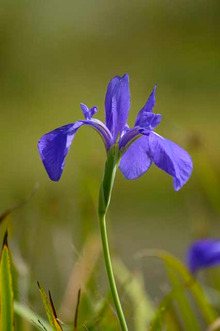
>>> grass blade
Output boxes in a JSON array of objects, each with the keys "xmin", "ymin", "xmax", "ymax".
[
  {"xmin": 73, "ymin": 289, "xmax": 81, "ymax": 331},
  {"xmin": 59, "ymin": 234, "xmax": 101, "ymax": 322},
  {"xmin": 137, "ymin": 249, "xmax": 218, "ymax": 326},
  {"xmin": 0, "ymin": 231, "xmax": 14, "ymax": 331},
  {"xmin": 14, "ymin": 301, "xmax": 52, "ymax": 331},
  {"xmin": 38, "ymin": 283, "xmax": 63, "ymax": 331},
  {"xmin": 113, "ymin": 257, "xmax": 154, "ymax": 330},
  {"xmin": 166, "ymin": 265, "xmax": 200, "ymax": 330},
  {"xmin": 150, "ymin": 290, "xmax": 172, "ymax": 330}
]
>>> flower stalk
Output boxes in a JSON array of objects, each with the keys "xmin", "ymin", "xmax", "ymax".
[{"xmin": 98, "ymin": 145, "xmax": 128, "ymax": 331}]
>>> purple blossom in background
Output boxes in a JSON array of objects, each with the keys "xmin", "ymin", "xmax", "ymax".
[
  {"xmin": 187, "ymin": 239, "xmax": 220, "ymax": 274},
  {"xmin": 38, "ymin": 74, "xmax": 193, "ymax": 190}
]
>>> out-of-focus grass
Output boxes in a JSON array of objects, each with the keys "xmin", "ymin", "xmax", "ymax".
[
  {"xmin": 0, "ymin": 0, "xmax": 220, "ymax": 328},
  {"xmin": 2, "ymin": 229, "xmax": 220, "ymax": 330}
]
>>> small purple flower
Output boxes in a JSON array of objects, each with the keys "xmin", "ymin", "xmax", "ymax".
[
  {"xmin": 187, "ymin": 239, "xmax": 220, "ymax": 274},
  {"xmin": 38, "ymin": 74, "xmax": 193, "ymax": 190}
]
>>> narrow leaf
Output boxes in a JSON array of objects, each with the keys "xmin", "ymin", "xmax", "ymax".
[
  {"xmin": 166, "ymin": 265, "xmax": 200, "ymax": 330},
  {"xmin": 113, "ymin": 257, "xmax": 154, "ymax": 330},
  {"xmin": 74, "ymin": 289, "xmax": 81, "ymax": 331},
  {"xmin": 0, "ymin": 231, "xmax": 14, "ymax": 330},
  {"xmin": 38, "ymin": 283, "xmax": 63, "ymax": 331},
  {"xmin": 161, "ymin": 251, "xmax": 218, "ymax": 325},
  {"xmin": 150, "ymin": 290, "xmax": 172, "ymax": 330},
  {"xmin": 14, "ymin": 301, "xmax": 51, "ymax": 331},
  {"xmin": 137, "ymin": 249, "xmax": 218, "ymax": 325},
  {"xmin": 59, "ymin": 234, "xmax": 101, "ymax": 322}
]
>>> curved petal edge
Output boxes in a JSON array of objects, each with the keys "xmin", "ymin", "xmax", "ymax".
[
  {"xmin": 38, "ymin": 119, "xmax": 112, "ymax": 181},
  {"xmin": 148, "ymin": 132, "xmax": 193, "ymax": 190},
  {"xmin": 38, "ymin": 123, "xmax": 76, "ymax": 181}
]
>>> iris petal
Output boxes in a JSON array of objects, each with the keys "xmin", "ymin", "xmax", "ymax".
[
  {"xmin": 119, "ymin": 136, "xmax": 152, "ymax": 179},
  {"xmin": 80, "ymin": 103, "xmax": 97, "ymax": 120},
  {"xmin": 148, "ymin": 132, "xmax": 193, "ymax": 190},
  {"xmin": 138, "ymin": 112, "xmax": 162, "ymax": 130},
  {"xmin": 38, "ymin": 123, "xmax": 76, "ymax": 181},
  {"xmin": 135, "ymin": 85, "xmax": 156, "ymax": 126},
  {"xmin": 119, "ymin": 126, "xmax": 141, "ymax": 151},
  {"xmin": 38, "ymin": 119, "xmax": 112, "ymax": 181},
  {"xmin": 187, "ymin": 239, "xmax": 220, "ymax": 274},
  {"xmin": 105, "ymin": 74, "xmax": 130, "ymax": 142}
]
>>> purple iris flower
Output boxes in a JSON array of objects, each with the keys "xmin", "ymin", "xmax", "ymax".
[
  {"xmin": 38, "ymin": 74, "xmax": 192, "ymax": 190},
  {"xmin": 187, "ymin": 239, "xmax": 220, "ymax": 274}
]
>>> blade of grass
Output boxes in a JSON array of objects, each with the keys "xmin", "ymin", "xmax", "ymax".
[
  {"xmin": 14, "ymin": 301, "xmax": 51, "ymax": 331},
  {"xmin": 38, "ymin": 283, "xmax": 63, "ymax": 331},
  {"xmin": 150, "ymin": 290, "xmax": 182, "ymax": 331},
  {"xmin": 73, "ymin": 289, "xmax": 81, "ymax": 331},
  {"xmin": 166, "ymin": 265, "xmax": 200, "ymax": 330},
  {"xmin": 136, "ymin": 249, "xmax": 218, "ymax": 326},
  {"xmin": 113, "ymin": 257, "xmax": 154, "ymax": 331},
  {"xmin": 83, "ymin": 291, "xmax": 114, "ymax": 329},
  {"xmin": 164, "ymin": 304, "xmax": 183, "ymax": 331},
  {"xmin": 0, "ymin": 231, "xmax": 14, "ymax": 331},
  {"xmin": 59, "ymin": 234, "xmax": 101, "ymax": 322}
]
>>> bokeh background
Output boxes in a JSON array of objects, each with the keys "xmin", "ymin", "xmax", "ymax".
[{"xmin": 0, "ymin": 0, "xmax": 220, "ymax": 326}]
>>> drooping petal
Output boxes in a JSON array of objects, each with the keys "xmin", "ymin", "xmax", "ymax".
[
  {"xmin": 38, "ymin": 119, "xmax": 113, "ymax": 181},
  {"xmin": 119, "ymin": 136, "xmax": 152, "ymax": 179},
  {"xmin": 38, "ymin": 123, "xmax": 76, "ymax": 181},
  {"xmin": 135, "ymin": 85, "xmax": 157, "ymax": 126},
  {"xmin": 105, "ymin": 74, "xmax": 130, "ymax": 142},
  {"xmin": 148, "ymin": 132, "xmax": 193, "ymax": 190},
  {"xmin": 187, "ymin": 239, "xmax": 220, "ymax": 274}
]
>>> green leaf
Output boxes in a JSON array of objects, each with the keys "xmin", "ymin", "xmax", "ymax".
[
  {"xmin": 38, "ymin": 283, "xmax": 63, "ymax": 331},
  {"xmin": 59, "ymin": 234, "xmax": 101, "ymax": 323},
  {"xmin": 83, "ymin": 292, "xmax": 113, "ymax": 330},
  {"xmin": 0, "ymin": 231, "xmax": 14, "ymax": 331},
  {"xmin": 166, "ymin": 265, "xmax": 200, "ymax": 330},
  {"xmin": 164, "ymin": 306, "xmax": 183, "ymax": 331},
  {"xmin": 14, "ymin": 301, "xmax": 52, "ymax": 331},
  {"xmin": 137, "ymin": 249, "xmax": 218, "ymax": 326},
  {"xmin": 150, "ymin": 290, "xmax": 172, "ymax": 330},
  {"xmin": 150, "ymin": 288, "xmax": 189, "ymax": 331},
  {"xmin": 113, "ymin": 257, "xmax": 154, "ymax": 330},
  {"xmin": 161, "ymin": 251, "xmax": 218, "ymax": 325}
]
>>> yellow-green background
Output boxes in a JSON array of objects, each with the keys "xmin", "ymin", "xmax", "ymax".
[{"xmin": 0, "ymin": 0, "xmax": 220, "ymax": 314}]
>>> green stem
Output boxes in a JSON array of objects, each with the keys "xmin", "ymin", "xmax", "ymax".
[{"xmin": 98, "ymin": 145, "xmax": 128, "ymax": 331}]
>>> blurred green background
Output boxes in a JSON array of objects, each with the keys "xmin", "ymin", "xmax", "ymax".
[{"xmin": 0, "ymin": 0, "xmax": 220, "ymax": 325}]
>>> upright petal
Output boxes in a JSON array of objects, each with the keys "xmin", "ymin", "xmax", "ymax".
[
  {"xmin": 148, "ymin": 132, "xmax": 193, "ymax": 190},
  {"xmin": 38, "ymin": 119, "xmax": 113, "ymax": 181},
  {"xmin": 137, "ymin": 112, "xmax": 162, "ymax": 130},
  {"xmin": 105, "ymin": 74, "xmax": 130, "ymax": 142},
  {"xmin": 119, "ymin": 136, "xmax": 152, "ymax": 179},
  {"xmin": 135, "ymin": 85, "xmax": 156, "ymax": 126},
  {"xmin": 80, "ymin": 103, "xmax": 97, "ymax": 120},
  {"xmin": 187, "ymin": 239, "xmax": 220, "ymax": 274}
]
